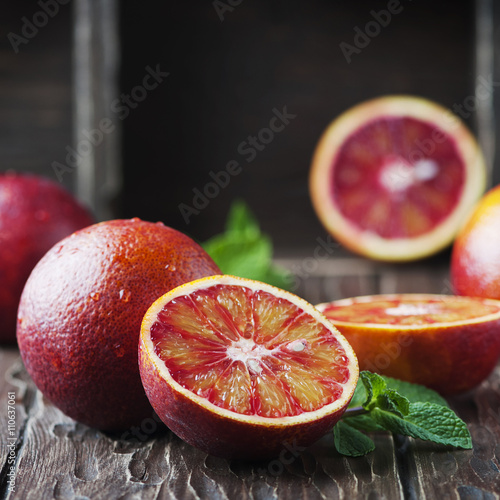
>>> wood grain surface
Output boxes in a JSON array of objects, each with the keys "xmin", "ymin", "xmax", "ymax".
[{"xmin": 0, "ymin": 258, "xmax": 499, "ymax": 499}]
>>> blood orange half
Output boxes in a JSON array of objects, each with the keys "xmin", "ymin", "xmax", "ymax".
[
  {"xmin": 139, "ymin": 275, "xmax": 358, "ymax": 460},
  {"xmin": 309, "ymin": 96, "xmax": 486, "ymax": 261},
  {"xmin": 317, "ymin": 294, "xmax": 500, "ymax": 395}
]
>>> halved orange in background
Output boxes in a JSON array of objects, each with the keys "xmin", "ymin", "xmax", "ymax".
[
  {"xmin": 139, "ymin": 275, "xmax": 358, "ymax": 460},
  {"xmin": 309, "ymin": 96, "xmax": 486, "ymax": 262},
  {"xmin": 317, "ymin": 294, "xmax": 500, "ymax": 395}
]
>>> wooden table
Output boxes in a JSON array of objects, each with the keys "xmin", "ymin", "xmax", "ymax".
[{"xmin": 1, "ymin": 255, "xmax": 500, "ymax": 499}]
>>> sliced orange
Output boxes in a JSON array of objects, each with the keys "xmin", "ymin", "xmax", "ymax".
[
  {"xmin": 309, "ymin": 95, "xmax": 486, "ymax": 261},
  {"xmin": 317, "ymin": 294, "xmax": 500, "ymax": 395},
  {"xmin": 139, "ymin": 275, "xmax": 358, "ymax": 459}
]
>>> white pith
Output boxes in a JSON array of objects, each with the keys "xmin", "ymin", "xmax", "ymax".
[
  {"xmin": 226, "ymin": 338, "xmax": 277, "ymax": 375},
  {"xmin": 315, "ymin": 293, "xmax": 500, "ymax": 329},
  {"xmin": 309, "ymin": 95, "xmax": 487, "ymax": 261},
  {"xmin": 384, "ymin": 303, "xmax": 440, "ymax": 316},
  {"xmin": 379, "ymin": 158, "xmax": 439, "ymax": 193},
  {"xmin": 226, "ymin": 338, "xmax": 310, "ymax": 375},
  {"xmin": 141, "ymin": 275, "xmax": 359, "ymax": 426}
]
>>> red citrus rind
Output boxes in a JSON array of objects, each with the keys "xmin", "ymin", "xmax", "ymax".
[
  {"xmin": 0, "ymin": 172, "xmax": 94, "ymax": 343},
  {"xmin": 17, "ymin": 218, "xmax": 220, "ymax": 431},
  {"xmin": 451, "ymin": 184, "xmax": 500, "ymax": 299},
  {"xmin": 317, "ymin": 293, "xmax": 500, "ymax": 394},
  {"xmin": 309, "ymin": 95, "xmax": 486, "ymax": 261},
  {"xmin": 139, "ymin": 275, "xmax": 358, "ymax": 460}
]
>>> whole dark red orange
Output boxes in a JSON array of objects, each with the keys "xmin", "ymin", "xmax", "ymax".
[
  {"xmin": 0, "ymin": 172, "xmax": 94, "ymax": 343},
  {"xmin": 17, "ymin": 218, "xmax": 220, "ymax": 431}
]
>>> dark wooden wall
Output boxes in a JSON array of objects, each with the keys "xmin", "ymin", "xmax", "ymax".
[
  {"xmin": 0, "ymin": 2, "xmax": 73, "ymax": 191},
  {"xmin": 0, "ymin": 1, "xmax": 480, "ymax": 256},
  {"xmin": 119, "ymin": 0, "xmax": 476, "ymax": 254}
]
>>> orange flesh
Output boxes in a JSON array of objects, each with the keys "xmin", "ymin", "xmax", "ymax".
[
  {"xmin": 150, "ymin": 285, "xmax": 350, "ymax": 418},
  {"xmin": 322, "ymin": 297, "xmax": 500, "ymax": 326},
  {"xmin": 332, "ymin": 117, "xmax": 465, "ymax": 238}
]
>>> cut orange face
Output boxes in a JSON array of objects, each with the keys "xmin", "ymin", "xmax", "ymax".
[
  {"xmin": 139, "ymin": 275, "xmax": 358, "ymax": 460},
  {"xmin": 309, "ymin": 95, "xmax": 486, "ymax": 261},
  {"xmin": 317, "ymin": 294, "xmax": 500, "ymax": 395}
]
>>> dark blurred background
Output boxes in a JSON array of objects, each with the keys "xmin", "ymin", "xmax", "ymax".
[{"xmin": 0, "ymin": 0, "xmax": 494, "ymax": 256}]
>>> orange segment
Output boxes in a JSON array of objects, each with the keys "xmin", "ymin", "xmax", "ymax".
[
  {"xmin": 252, "ymin": 368, "xmax": 299, "ymax": 418},
  {"xmin": 253, "ymin": 291, "xmax": 303, "ymax": 345},
  {"xmin": 157, "ymin": 296, "xmax": 232, "ymax": 345},
  {"xmin": 210, "ymin": 361, "xmax": 253, "ymax": 414}
]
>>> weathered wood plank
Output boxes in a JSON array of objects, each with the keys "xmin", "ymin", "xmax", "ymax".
[
  {"xmin": 0, "ymin": 350, "xmax": 28, "ymax": 498},
  {"xmin": 402, "ymin": 366, "xmax": 500, "ymax": 499},
  {"xmin": 5, "ymin": 359, "xmax": 405, "ymax": 500}
]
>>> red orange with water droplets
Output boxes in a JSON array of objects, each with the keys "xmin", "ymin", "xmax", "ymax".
[
  {"xmin": 0, "ymin": 172, "xmax": 94, "ymax": 342},
  {"xmin": 139, "ymin": 275, "xmax": 358, "ymax": 459},
  {"xmin": 17, "ymin": 219, "xmax": 221, "ymax": 431}
]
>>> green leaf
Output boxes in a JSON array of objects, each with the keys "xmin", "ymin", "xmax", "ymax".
[
  {"xmin": 382, "ymin": 376, "xmax": 449, "ymax": 408},
  {"xmin": 225, "ymin": 199, "xmax": 260, "ymax": 236},
  {"xmin": 203, "ymin": 232, "xmax": 272, "ymax": 279},
  {"xmin": 354, "ymin": 372, "xmax": 449, "ymax": 409},
  {"xmin": 202, "ymin": 200, "xmax": 294, "ymax": 290},
  {"xmin": 360, "ymin": 371, "xmax": 387, "ymax": 408},
  {"xmin": 348, "ymin": 379, "xmax": 368, "ymax": 408},
  {"xmin": 333, "ymin": 421, "xmax": 375, "ymax": 457},
  {"xmin": 359, "ymin": 372, "xmax": 409, "ymax": 418},
  {"xmin": 370, "ymin": 402, "xmax": 472, "ymax": 449},
  {"xmin": 376, "ymin": 389, "xmax": 410, "ymax": 419},
  {"xmin": 338, "ymin": 372, "xmax": 472, "ymax": 457}
]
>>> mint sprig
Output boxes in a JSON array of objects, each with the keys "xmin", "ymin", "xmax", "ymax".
[
  {"xmin": 202, "ymin": 200, "xmax": 293, "ymax": 290},
  {"xmin": 336, "ymin": 372, "xmax": 472, "ymax": 457}
]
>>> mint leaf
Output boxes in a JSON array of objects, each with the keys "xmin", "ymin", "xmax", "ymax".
[
  {"xmin": 203, "ymin": 232, "xmax": 271, "ymax": 280},
  {"xmin": 406, "ymin": 403, "xmax": 471, "ymax": 448},
  {"xmin": 339, "ymin": 372, "xmax": 472, "ymax": 456},
  {"xmin": 370, "ymin": 403, "xmax": 472, "ymax": 449},
  {"xmin": 360, "ymin": 371, "xmax": 387, "ymax": 408},
  {"xmin": 382, "ymin": 376, "xmax": 449, "ymax": 408},
  {"xmin": 348, "ymin": 379, "xmax": 368, "ymax": 408},
  {"xmin": 202, "ymin": 201, "xmax": 293, "ymax": 290},
  {"xmin": 333, "ymin": 421, "xmax": 375, "ymax": 457},
  {"xmin": 359, "ymin": 372, "xmax": 409, "ymax": 418},
  {"xmin": 376, "ymin": 389, "xmax": 410, "ymax": 418},
  {"xmin": 225, "ymin": 199, "xmax": 260, "ymax": 235},
  {"xmin": 353, "ymin": 371, "xmax": 448, "ymax": 409}
]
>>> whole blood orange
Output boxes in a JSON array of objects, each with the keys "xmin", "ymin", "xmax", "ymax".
[
  {"xmin": 451, "ymin": 185, "xmax": 500, "ymax": 299},
  {"xmin": 309, "ymin": 96, "xmax": 486, "ymax": 261},
  {"xmin": 17, "ymin": 219, "xmax": 220, "ymax": 431},
  {"xmin": 139, "ymin": 275, "xmax": 359, "ymax": 460},
  {"xmin": 317, "ymin": 294, "xmax": 500, "ymax": 395},
  {"xmin": 0, "ymin": 172, "xmax": 94, "ymax": 343}
]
